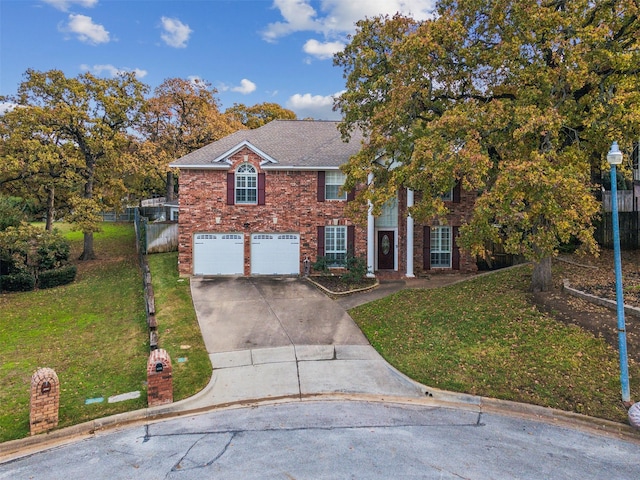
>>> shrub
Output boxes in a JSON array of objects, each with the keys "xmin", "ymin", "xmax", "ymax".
[
  {"xmin": 35, "ymin": 232, "xmax": 71, "ymax": 270},
  {"xmin": 312, "ymin": 256, "xmax": 332, "ymax": 274},
  {"xmin": 1, "ymin": 272, "xmax": 36, "ymax": 292},
  {"xmin": 0, "ymin": 224, "xmax": 74, "ymax": 291},
  {"xmin": 37, "ymin": 265, "xmax": 77, "ymax": 289},
  {"xmin": 342, "ymin": 255, "xmax": 369, "ymax": 283}
]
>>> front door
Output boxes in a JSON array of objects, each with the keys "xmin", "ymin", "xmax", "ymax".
[{"xmin": 377, "ymin": 230, "xmax": 394, "ymax": 270}]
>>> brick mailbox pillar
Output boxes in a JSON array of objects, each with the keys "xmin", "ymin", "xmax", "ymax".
[
  {"xmin": 147, "ymin": 349, "xmax": 173, "ymax": 406},
  {"xmin": 30, "ymin": 367, "xmax": 59, "ymax": 436}
]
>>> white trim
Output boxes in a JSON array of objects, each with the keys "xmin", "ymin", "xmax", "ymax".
[
  {"xmin": 213, "ymin": 141, "xmax": 279, "ymax": 166},
  {"xmin": 366, "ymin": 173, "xmax": 375, "ymax": 277},
  {"xmin": 406, "ymin": 188, "xmax": 415, "ymax": 277},
  {"xmin": 169, "ymin": 163, "xmax": 230, "ymax": 170},
  {"xmin": 261, "ymin": 165, "xmax": 343, "ymax": 171}
]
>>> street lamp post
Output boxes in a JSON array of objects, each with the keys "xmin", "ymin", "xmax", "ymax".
[{"xmin": 607, "ymin": 140, "xmax": 631, "ymax": 405}]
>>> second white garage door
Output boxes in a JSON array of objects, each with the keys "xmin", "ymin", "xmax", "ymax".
[
  {"xmin": 251, "ymin": 233, "xmax": 300, "ymax": 275},
  {"xmin": 193, "ymin": 233, "xmax": 244, "ymax": 275}
]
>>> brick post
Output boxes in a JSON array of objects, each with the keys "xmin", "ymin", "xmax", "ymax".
[
  {"xmin": 30, "ymin": 367, "xmax": 59, "ymax": 436},
  {"xmin": 147, "ymin": 349, "xmax": 173, "ymax": 406}
]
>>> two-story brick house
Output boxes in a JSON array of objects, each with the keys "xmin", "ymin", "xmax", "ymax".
[{"xmin": 170, "ymin": 120, "xmax": 477, "ymax": 277}]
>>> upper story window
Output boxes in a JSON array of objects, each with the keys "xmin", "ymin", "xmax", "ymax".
[
  {"xmin": 440, "ymin": 187, "xmax": 453, "ymax": 202},
  {"xmin": 235, "ymin": 163, "xmax": 257, "ymax": 204},
  {"xmin": 325, "ymin": 171, "xmax": 347, "ymax": 200}
]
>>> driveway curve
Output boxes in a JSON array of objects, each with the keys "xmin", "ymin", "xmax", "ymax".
[{"xmin": 191, "ymin": 276, "xmax": 369, "ymax": 353}]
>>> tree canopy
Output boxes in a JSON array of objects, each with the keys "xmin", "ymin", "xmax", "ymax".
[
  {"xmin": 335, "ymin": 0, "xmax": 640, "ymax": 290},
  {"xmin": 226, "ymin": 102, "xmax": 297, "ymax": 129},
  {"xmin": 2, "ymin": 69, "xmax": 148, "ymax": 259},
  {"xmin": 136, "ymin": 77, "xmax": 244, "ymax": 201}
]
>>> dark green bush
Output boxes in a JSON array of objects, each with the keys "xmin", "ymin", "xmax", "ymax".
[
  {"xmin": 37, "ymin": 265, "xmax": 77, "ymax": 289},
  {"xmin": 1, "ymin": 272, "xmax": 36, "ymax": 292},
  {"xmin": 35, "ymin": 232, "xmax": 71, "ymax": 270},
  {"xmin": 312, "ymin": 256, "xmax": 332, "ymax": 274},
  {"xmin": 342, "ymin": 255, "xmax": 369, "ymax": 283}
]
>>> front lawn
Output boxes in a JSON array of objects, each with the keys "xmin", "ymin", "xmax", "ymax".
[
  {"xmin": 0, "ymin": 224, "xmax": 210, "ymax": 443},
  {"xmin": 349, "ymin": 265, "xmax": 640, "ymax": 423}
]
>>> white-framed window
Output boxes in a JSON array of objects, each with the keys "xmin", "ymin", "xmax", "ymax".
[
  {"xmin": 235, "ymin": 163, "xmax": 257, "ymax": 204},
  {"xmin": 430, "ymin": 226, "xmax": 451, "ymax": 268},
  {"xmin": 325, "ymin": 225, "xmax": 347, "ymax": 266},
  {"xmin": 325, "ymin": 171, "xmax": 347, "ymax": 200},
  {"xmin": 440, "ymin": 187, "xmax": 454, "ymax": 201}
]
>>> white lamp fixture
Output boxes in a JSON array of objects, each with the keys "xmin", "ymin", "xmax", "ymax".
[{"xmin": 607, "ymin": 141, "xmax": 623, "ymax": 165}]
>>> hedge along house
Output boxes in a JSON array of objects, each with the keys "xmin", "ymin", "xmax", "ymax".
[{"xmin": 170, "ymin": 120, "xmax": 477, "ymax": 277}]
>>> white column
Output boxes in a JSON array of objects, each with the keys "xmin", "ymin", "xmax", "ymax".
[
  {"xmin": 367, "ymin": 173, "xmax": 375, "ymax": 277},
  {"xmin": 406, "ymin": 188, "xmax": 415, "ymax": 277}
]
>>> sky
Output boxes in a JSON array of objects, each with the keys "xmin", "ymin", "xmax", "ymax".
[{"xmin": 0, "ymin": 0, "xmax": 436, "ymax": 119}]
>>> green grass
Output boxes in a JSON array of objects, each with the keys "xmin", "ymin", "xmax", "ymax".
[
  {"xmin": 349, "ymin": 265, "xmax": 640, "ymax": 423},
  {"xmin": 0, "ymin": 224, "xmax": 210, "ymax": 443},
  {"xmin": 147, "ymin": 252, "xmax": 211, "ymax": 400}
]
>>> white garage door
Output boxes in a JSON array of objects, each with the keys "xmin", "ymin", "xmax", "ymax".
[
  {"xmin": 251, "ymin": 233, "xmax": 300, "ymax": 275},
  {"xmin": 193, "ymin": 233, "xmax": 244, "ymax": 275}
]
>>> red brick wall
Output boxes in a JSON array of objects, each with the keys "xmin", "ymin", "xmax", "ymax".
[
  {"xmin": 177, "ymin": 147, "xmax": 366, "ymax": 276},
  {"xmin": 411, "ymin": 186, "xmax": 478, "ymax": 275},
  {"xmin": 30, "ymin": 367, "xmax": 59, "ymax": 435}
]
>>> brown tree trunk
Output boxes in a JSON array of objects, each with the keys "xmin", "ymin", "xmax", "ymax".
[
  {"xmin": 45, "ymin": 186, "xmax": 55, "ymax": 231},
  {"xmin": 531, "ymin": 257, "xmax": 553, "ymax": 292},
  {"xmin": 166, "ymin": 170, "xmax": 175, "ymax": 201},
  {"xmin": 79, "ymin": 231, "xmax": 96, "ymax": 260},
  {"xmin": 79, "ymin": 159, "xmax": 96, "ymax": 260}
]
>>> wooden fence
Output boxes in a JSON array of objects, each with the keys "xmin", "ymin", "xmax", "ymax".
[
  {"xmin": 134, "ymin": 208, "xmax": 178, "ymax": 254},
  {"xmin": 596, "ymin": 211, "xmax": 639, "ymax": 249},
  {"xmin": 602, "ymin": 191, "xmax": 635, "ymax": 213}
]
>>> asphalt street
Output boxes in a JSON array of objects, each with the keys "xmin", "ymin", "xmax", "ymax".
[{"xmin": 2, "ymin": 400, "xmax": 639, "ymax": 479}]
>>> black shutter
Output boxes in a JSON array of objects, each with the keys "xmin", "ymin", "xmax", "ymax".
[
  {"xmin": 317, "ymin": 171, "xmax": 325, "ymax": 202},
  {"xmin": 453, "ymin": 181, "xmax": 461, "ymax": 203},
  {"xmin": 452, "ymin": 226, "xmax": 460, "ymax": 270},
  {"xmin": 347, "ymin": 225, "xmax": 355, "ymax": 256},
  {"xmin": 347, "ymin": 188, "xmax": 355, "ymax": 202},
  {"xmin": 423, "ymin": 226, "xmax": 431, "ymax": 270},
  {"xmin": 317, "ymin": 226, "xmax": 325, "ymax": 258},
  {"xmin": 227, "ymin": 173, "xmax": 235, "ymax": 205},
  {"xmin": 258, "ymin": 173, "xmax": 266, "ymax": 205}
]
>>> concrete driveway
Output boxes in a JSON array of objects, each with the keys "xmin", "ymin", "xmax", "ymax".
[
  {"xmin": 188, "ymin": 276, "xmax": 427, "ymax": 403},
  {"xmin": 190, "ymin": 276, "xmax": 369, "ymax": 353}
]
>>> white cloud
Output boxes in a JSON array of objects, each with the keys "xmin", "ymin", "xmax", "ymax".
[
  {"xmin": 80, "ymin": 64, "xmax": 148, "ymax": 79},
  {"xmin": 286, "ymin": 91, "xmax": 343, "ymax": 120},
  {"xmin": 62, "ymin": 14, "xmax": 110, "ymax": 45},
  {"xmin": 303, "ymin": 39, "xmax": 345, "ymax": 59},
  {"xmin": 0, "ymin": 102, "xmax": 18, "ymax": 115},
  {"xmin": 263, "ymin": 0, "xmax": 435, "ymax": 41},
  {"xmin": 160, "ymin": 17, "xmax": 192, "ymax": 48},
  {"xmin": 220, "ymin": 79, "xmax": 257, "ymax": 95},
  {"xmin": 42, "ymin": 0, "xmax": 98, "ymax": 12},
  {"xmin": 232, "ymin": 79, "xmax": 257, "ymax": 94},
  {"xmin": 262, "ymin": 0, "xmax": 321, "ymax": 42}
]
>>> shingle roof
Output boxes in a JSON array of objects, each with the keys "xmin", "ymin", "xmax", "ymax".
[{"xmin": 169, "ymin": 120, "xmax": 364, "ymax": 169}]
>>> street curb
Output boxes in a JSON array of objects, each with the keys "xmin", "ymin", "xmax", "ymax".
[{"xmin": 3, "ymin": 374, "xmax": 639, "ymax": 464}]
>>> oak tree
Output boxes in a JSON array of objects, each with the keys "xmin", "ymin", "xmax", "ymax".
[
  {"xmin": 226, "ymin": 102, "xmax": 297, "ymax": 129},
  {"xmin": 335, "ymin": 1, "xmax": 640, "ymax": 291},
  {"xmin": 5, "ymin": 69, "xmax": 148, "ymax": 259},
  {"xmin": 137, "ymin": 78, "xmax": 244, "ymax": 201}
]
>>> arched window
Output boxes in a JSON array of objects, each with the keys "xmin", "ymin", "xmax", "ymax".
[{"xmin": 235, "ymin": 163, "xmax": 257, "ymax": 204}]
